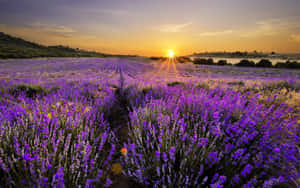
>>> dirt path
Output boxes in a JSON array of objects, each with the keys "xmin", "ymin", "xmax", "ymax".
[{"xmin": 107, "ymin": 69, "xmax": 141, "ymax": 188}]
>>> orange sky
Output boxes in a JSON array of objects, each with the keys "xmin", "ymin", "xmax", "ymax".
[{"xmin": 1, "ymin": 0, "xmax": 300, "ymax": 56}]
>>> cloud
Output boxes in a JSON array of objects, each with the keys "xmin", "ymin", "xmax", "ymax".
[
  {"xmin": 0, "ymin": 22, "xmax": 98, "ymax": 47},
  {"xmin": 199, "ymin": 30, "xmax": 233, "ymax": 37},
  {"xmin": 291, "ymin": 34, "xmax": 300, "ymax": 42},
  {"xmin": 27, "ymin": 22, "xmax": 77, "ymax": 38},
  {"xmin": 240, "ymin": 19, "xmax": 281, "ymax": 37},
  {"xmin": 0, "ymin": 24, "xmax": 6, "ymax": 28},
  {"xmin": 239, "ymin": 18, "xmax": 300, "ymax": 38},
  {"xmin": 99, "ymin": 9, "xmax": 129, "ymax": 16},
  {"xmin": 159, "ymin": 22, "xmax": 192, "ymax": 33}
]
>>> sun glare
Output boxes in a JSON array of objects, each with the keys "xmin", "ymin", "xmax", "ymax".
[{"xmin": 168, "ymin": 50, "xmax": 174, "ymax": 58}]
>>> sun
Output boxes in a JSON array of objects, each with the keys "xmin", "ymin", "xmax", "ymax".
[{"xmin": 168, "ymin": 50, "xmax": 175, "ymax": 58}]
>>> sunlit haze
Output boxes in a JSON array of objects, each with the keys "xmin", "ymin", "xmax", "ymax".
[{"xmin": 168, "ymin": 50, "xmax": 175, "ymax": 58}]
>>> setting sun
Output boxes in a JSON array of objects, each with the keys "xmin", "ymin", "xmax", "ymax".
[{"xmin": 168, "ymin": 50, "xmax": 175, "ymax": 58}]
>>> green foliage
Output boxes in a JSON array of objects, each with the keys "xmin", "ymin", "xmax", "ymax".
[
  {"xmin": 195, "ymin": 83, "xmax": 210, "ymax": 89},
  {"xmin": 142, "ymin": 87, "xmax": 154, "ymax": 95},
  {"xmin": 256, "ymin": 59, "xmax": 272, "ymax": 67},
  {"xmin": 236, "ymin": 59, "xmax": 255, "ymax": 67},
  {"xmin": 275, "ymin": 61, "xmax": 300, "ymax": 69},
  {"xmin": 228, "ymin": 81, "xmax": 245, "ymax": 86},
  {"xmin": 9, "ymin": 84, "xmax": 48, "ymax": 98},
  {"xmin": 167, "ymin": 81, "xmax": 185, "ymax": 87},
  {"xmin": 177, "ymin": 56, "xmax": 191, "ymax": 63},
  {"xmin": 193, "ymin": 58, "xmax": 214, "ymax": 65},
  {"xmin": 49, "ymin": 86, "xmax": 61, "ymax": 93},
  {"xmin": 149, "ymin": 57, "xmax": 167, "ymax": 61},
  {"xmin": 217, "ymin": 60, "xmax": 228, "ymax": 66},
  {"xmin": 263, "ymin": 81, "xmax": 299, "ymax": 92},
  {"xmin": 8, "ymin": 84, "xmax": 62, "ymax": 98}
]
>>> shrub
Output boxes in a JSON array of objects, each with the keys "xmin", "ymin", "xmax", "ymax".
[
  {"xmin": 236, "ymin": 59, "xmax": 255, "ymax": 67},
  {"xmin": 193, "ymin": 58, "xmax": 207, "ymax": 65},
  {"xmin": 49, "ymin": 86, "xmax": 61, "ymax": 93},
  {"xmin": 274, "ymin": 61, "xmax": 300, "ymax": 69},
  {"xmin": 177, "ymin": 56, "xmax": 191, "ymax": 63},
  {"xmin": 228, "ymin": 80, "xmax": 245, "ymax": 86},
  {"xmin": 285, "ymin": 61, "xmax": 300, "ymax": 69},
  {"xmin": 207, "ymin": 58, "xmax": 214, "ymax": 65},
  {"xmin": 274, "ymin": 62, "xmax": 286, "ymax": 69},
  {"xmin": 150, "ymin": 56, "xmax": 161, "ymax": 61},
  {"xmin": 150, "ymin": 57, "xmax": 167, "ymax": 61},
  {"xmin": 196, "ymin": 83, "xmax": 210, "ymax": 89},
  {"xmin": 256, "ymin": 59, "xmax": 273, "ymax": 67},
  {"xmin": 167, "ymin": 81, "xmax": 184, "ymax": 87},
  {"xmin": 9, "ymin": 84, "xmax": 48, "ymax": 98},
  {"xmin": 193, "ymin": 58, "xmax": 214, "ymax": 65},
  {"xmin": 263, "ymin": 80, "xmax": 300, "ymax": 92},
  {"xmin": 217, "ymin": 60, "xmax": 227, "ymax": 66}
]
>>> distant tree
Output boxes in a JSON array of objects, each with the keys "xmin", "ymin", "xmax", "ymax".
[
  {"xmin": 193, "ymin": 59, "xmax": 201, "ymax": 64},
  {"xmin": 207, "ymin": 58, "xmax": 214, "ymax": 64},
  {"xmin": 177, "ymin": 56, "xmax": 191, "ymax": 63},
  {"xmin": 233, "ymin": 51, "xmax": 248, "ymax": 57},
  {"xmin": 256, "ymin": 59, "xmax": 272, "ymax": 67},
  {"xmin": 193, "ymin": 58, "xmax": 215, "ymax": 65},
  {"xmin": 193, "ymin": 58, "xmax": 206, "ymax": 65},
  {"xmin": 274, "ymin": 62, "xmax": 286, "ymax": 68},
  {"xmin": 274, "ymin": 61, "xmax": 300, "ymax": 69},
  {"xmin": 217, "ymin": 60, "xmax": 227, "ymax": 66},
  {"xmin": 285, "ymin": 60, "xmax": 300, "ymax": 69},
  {"xmin": 236, "ymin": 59, "xmax": 255, "ymax": 67},
  {"xmin": 150, "ymin": 56, "xmax": 163, "ymax": 61}
]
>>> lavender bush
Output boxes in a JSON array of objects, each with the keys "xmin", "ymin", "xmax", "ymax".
[
  {"xmin": 122, "ymin": 86, "xmax": 299, "ymax": 187},
  {"xmin": 0, "ymin": 58, "xmax": 299, "ymax": 187},
  {"xmin": 0, "ymin": 87, "xmax": 116, "ymax": 187}
]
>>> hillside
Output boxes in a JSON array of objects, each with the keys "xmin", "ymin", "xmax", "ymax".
[{"xmin": 0, "ymin": 32, "xmax": 109, "ymax": 58}]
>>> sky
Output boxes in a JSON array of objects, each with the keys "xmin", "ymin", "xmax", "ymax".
[{"xmin": 1, "ymin": 0, "xmax": 300, "ymax": 56}]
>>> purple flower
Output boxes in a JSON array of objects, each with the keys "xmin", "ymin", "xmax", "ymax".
[
  {"xmin": 162, "ymin": 152, "xmax": 168, "ymax": 162},
  {"xmin": 274, "ymin": 147, "xmax": 280, "ymax": 153},
  {"xmin": 206, "ymin": 152, "xmax": 220, "ymax": 165},
  {"xmin": 155, "ymin": 150, "xmax": 160, "ymax": 160},
  {"xmin": 241, "ymin": 164, "xmax": 253, "ymax": 177},
  {"xmin": 169, "ymin": 147, "xmax": 176, "ymax": 161},
  {"xmin": 105, "ymin": 178, "xmax": 112, "ymax": 187},
  {"xmin": 198, "ymin": 138, "xmax": 208, "ymax": 147}
]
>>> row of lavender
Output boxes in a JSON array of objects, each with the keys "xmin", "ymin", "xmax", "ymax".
[
  {"xmin": 122, "ymin": 86, "xmax": 299, "ymax": 187},
  {"xmin": 0, "ymin": 58, "xmax": 299, "ymax": 187}
]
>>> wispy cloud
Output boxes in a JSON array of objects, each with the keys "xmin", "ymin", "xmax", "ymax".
[
  {"xmin": 291, "ymin": 34, "xmax": 300, "ymax": 42},
  {"xmin": 240, "ymin": 19, "xmax": 281, "ymax": 37},
  {"xmin": 199, "ymin": 30, "xmax": 233, "ymax": 37},
  {"xmin": 0, "ymin": 24, "xmax": 6, "ymax": 28},
  {"xmin": 239, "ymin": 18, "xmax": 300, "ymax": 38},
  {"xmin": 27, "ymin": 22, "xmax": 77, "ymax": 38},
  {"xmin": 158, "ymin": 22, "xmax": 192, "ymax": 33},
  {"xmin": 99, "ymin": 9, "xmax": 130, "ymax": 16},
  {"xmin": 0, "ymin": 23, "xmax": 97, "ymax": 46}
]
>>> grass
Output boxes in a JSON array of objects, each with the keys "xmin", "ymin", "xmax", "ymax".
[{"xmin": 167, "ymin": 81, "xmax": 185, "ymax": 87}]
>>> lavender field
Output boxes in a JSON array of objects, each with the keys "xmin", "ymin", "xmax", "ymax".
[{"xmin": 0, "ymin": 57, "xmax": 299, "ymax": 187}]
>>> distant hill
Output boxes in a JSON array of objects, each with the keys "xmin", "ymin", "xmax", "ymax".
[{"xmin": 0, "ymin": 32, "xmax": 110, "ymax": 58}]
